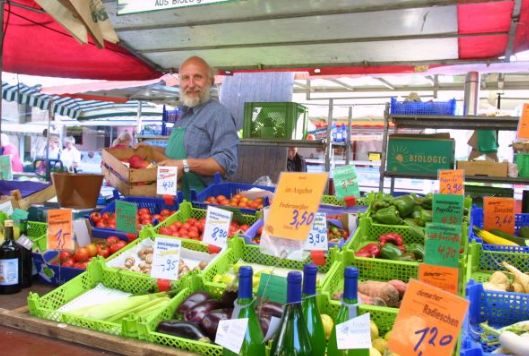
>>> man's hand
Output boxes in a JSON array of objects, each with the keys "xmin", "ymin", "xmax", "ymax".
[{"xmin": 159, "ymin": 159, "xmax": 184, "ymax": 179}]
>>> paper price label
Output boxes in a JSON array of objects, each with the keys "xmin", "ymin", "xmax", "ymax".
[
  {"xmin": 388, "ymin": 280, "xmax": 468, "ymax": 356},
  {"xmin": 266, "ymin": 172, "xmax": 328, "ymax": 241},
  {"xmin": 0, "ymin": 155, "xmax": 12, "ymax": 180},
  {"xmin": 47, "ymin": 209, "xmax": 74, "ymax": 250},
  {"xmin": 156, "ymin": 166, "xmax": 177, "ymax": 196},
  {"xmin": 215, "ymin": 318, "xmax": 248, "ymax": 354},
  {"xmin": 418, "ymin": 264, "xmax": 459, "ymax": 295},
  {"xmin": 0, "ymin": 200, "xmax": 14, "ymax": 215},
  {"xmin": 483, "ymin": 197, "xmax": 515, "ymax": 234},
  {"xmin": 336, "ymin": 313, "xmax": 372, "ymax": 351},
  {"xmin": 333, "ymin": 165, "xmax": 360, "ymax": 199},
  {"xmin": 151, "ymin": 237, "xmax": 182, "ymax": 280},
  {"xmin": 432, "ymin": 194, "xmax": 464, "ymax": 226},
  {"xmin": 116, "ymin": 200, "xmax": 138, "ymax": 234},
  {"xmin": 438, "ymin": 170, "xmax": 464, "ymax": 195},
  {"xmin": 203, "ymin": 206, "xmax": 233, "ymax": 248},
  {"xmin": 424, "ymin": 224, "xmax": 461, "ymax": 268},
  {"xmin": 517, "ymin": 103, "xmax": 529, "ymax": 139},
  {"xmin": 304, "ymin": 212, "xmax": 328, "ymax": 251}
]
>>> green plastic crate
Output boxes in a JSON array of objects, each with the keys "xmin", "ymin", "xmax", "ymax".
[
  {"xmin": 242, "ymin": 102, "xmax": 308, "ymax": 140},
  {"xmin": 27, "ymin": 259, "xmax": 160, "ymax": 338},
  {"xmin": 202, "ymin": 237, "xmax": 340, "ymax": 295},
  {"xmin": 466, "ymin": 241, "xmax": 529, "ymax": 284},
  {"xmin": 320, "ymin": 194, "xmax": 369, "ymax": 207},
  {"xmin": 28, "ymin": 220, "xmax": 47, "ymax": 252}
]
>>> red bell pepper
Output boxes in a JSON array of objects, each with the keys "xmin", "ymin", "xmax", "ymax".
[
  {"xmin": 378, "ymin": 232, "xmax": 404, "ymax": 248},
  {"xmin": 355, "ymin": 242, "xmax": 381, "ymax": 258}
]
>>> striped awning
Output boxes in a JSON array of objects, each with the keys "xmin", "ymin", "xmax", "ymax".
[{"xmin": 1, "ymin": 82, "xmax": 162, "ymax": 120}]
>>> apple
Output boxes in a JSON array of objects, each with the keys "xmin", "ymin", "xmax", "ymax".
[
  {"xmin": 85, "ymin": 243, "xmax": 97, "ymax": 257},
  {"xmin": 106, "ymin": 236, "xmax": 120, "ymax": 245}
]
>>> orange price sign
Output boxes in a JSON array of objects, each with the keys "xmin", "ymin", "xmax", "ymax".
[
  {"xmin": 483, "ymin": 197, "xmax": 515, "ymax": 234},
  {"xmin": 438, "ymin": 169, "xmax": 464, "ymax": 195},
  {"xmin": 265, "ymin": 172, "xmax": 328, "ymax": 241},
  {"xmin": 418, "ymin": 263, "xmax": 459, "ymax": 295},
  {"xmin": 517, "ymin": 103, "xmax": 529, "ymax": 139},
  {"xmin": 47, "ymin": 209, "xmax": 74, "ymax": 250},
  {"xmin": 387, "ymin": 279, "xmax": 468, "ymax": 356}
]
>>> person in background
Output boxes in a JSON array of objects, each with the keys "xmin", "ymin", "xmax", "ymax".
[
  {"xmin": 287, "ymin": 146, "xmax": 307, "ymax": 172},
  {"xmin": 112, "ymin": 130, "xmax": 133, "ymax": 148},
  {"xmin": 141, "ymin": 56, "xmax": 239, "ymax": 195},
  {"xmin": 0, "ymin": 133, "xmax": 23, "ymax": 172},
  {"xmin": 60, "ymin": 136, "xmax": 81, "ymax": 173}
]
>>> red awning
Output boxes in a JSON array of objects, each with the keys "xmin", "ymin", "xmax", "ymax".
[{"xmin": 3, "ymin": 1, "xmax": 161, "ymax": 80}]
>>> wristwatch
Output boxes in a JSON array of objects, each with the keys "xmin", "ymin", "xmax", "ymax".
[{"xmin": 182, "ymin": 159, "xmax": 190, "ymax": 173}]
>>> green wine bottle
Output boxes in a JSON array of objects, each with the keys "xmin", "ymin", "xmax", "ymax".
[
  {"xmin": 271, "ymin": 271, "xmax": 312, "ymax": 356},
  {"xmin": 223, "ymin": 266, "xmax": 265, "ymax": 356},
  {"xmin": 327, "ymin": 267, "xmax": 369, "ymax": 356},
  {"xmin": 301, "ymin": 263, "xmax": 325, "ymax": 355}
]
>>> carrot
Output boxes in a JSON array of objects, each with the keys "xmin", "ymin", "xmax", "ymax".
[{"xmin": 358, "ymin": 281, "xmax": 400, "ymax": 307}]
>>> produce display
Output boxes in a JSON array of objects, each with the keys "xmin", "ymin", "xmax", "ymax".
[
  {"xmin": 158, "ymin": 217, "xmax": 249, "ymax": 240},
  {"xmin": 355, "ymin": 232, "xmax": 424, "ymax": 262},
  {"xmin": 332, "ymin": 279, "xmax": 408, "ymax": 307},
  {"xmin": 483, "ymin": 263, "xmax": 529, "ymax": 293},
  {"xmin": 89, "ymin": 207, "xmax": 177, "ymax": 231},
  {"xmin": 203, "ymin": 194, "xmax": 265, "ymax": 210},
  {"xmin": 473, "ymin": 226, "xmax": 529, "ymax": 246}
]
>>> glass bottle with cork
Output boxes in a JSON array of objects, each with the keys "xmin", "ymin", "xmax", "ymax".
[{"xmin": 0, "ymin": 219, "xmax": 22, "ymax": 294}]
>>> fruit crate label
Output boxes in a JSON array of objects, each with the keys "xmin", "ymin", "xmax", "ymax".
[
  {"xmin": 203, "ymin": 206, "xmax": 233, "ymax": 248},
  {"xmin": 151, "ymin": 237, "xmax": 182, "ymax": 280}
]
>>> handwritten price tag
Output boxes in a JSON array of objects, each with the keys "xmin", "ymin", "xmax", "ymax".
[
  {"xmin": 266, "ymin": 172, "xmax": 328, "ymax": 241},
  {"xmin": 203, "ymin": 206, "xmax": 233, "ymax": 248},
  {"xmin": 424, "ymin": 224, "xmax": 461, "ymax": 268},
  {"xmin": 418, "ymin": 263, "xmax": 459, "ymax": 295},
  {"xmin": 483, "ymin": 197, "xmax": 515, "ymax": 234},
  {"xmin": 333, "ymin": 165, "xmax": 360, "ymax": 199},
  {"xmin": 47, "ymin": 209, "xmax": 74, "ymax": 250},
  {"xmin": 438, "ymin": 169, "xmax": 464, "ymax": 195},
  {"xmin": 336, "ymin": 313, "xmax": 372, "ymax": 351},
  {"xmin": 388, "ymin": 279, "xmax": 468, "ymax": 356},
  {"xmin": 215, "ymin": 318, "xmax": 248, "ymax": 354},
  {"xmin": 156, "ymin": 166, "xmax": 178, "ymax": 196},
  {"xmin": 517, "ymin": 103, "xmax": 529, "ymax": 139},
  {"xmin": 0, "ymin": 155, "xmax": 13, "ymax": 180},
  {"xmin": 151, "ymin": 237, "xmax": 182, "ymax": 280},
  {"xmin": 432, "ymin": 194, "xmax": 464, "ymax": 226},
  {"xmin": 304, "ymin": 212, "xmax": 328, "ymax": 251},
  {"xmin": 116, "ymin": 200, "xmax": 138, "ymax": 234}
]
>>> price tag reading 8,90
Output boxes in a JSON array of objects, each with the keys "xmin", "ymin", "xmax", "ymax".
[{"xmin": 203, "ymin": 206, "xmax": 233, "ymax": 248}]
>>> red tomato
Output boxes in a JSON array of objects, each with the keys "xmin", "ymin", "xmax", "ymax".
[
  {"xmin": 159, "ymin": 226, "xmax": 172, "ymax": 235},
  {"xmin": 102, "ymin": 212, "xmax": 112, "ymax": 221},
  {"xmin": 140, "ymin": 218, "xmax": 152, "ymax": 225},
  {"xmin": 109, "ymin": 241, "xmax": 126, "ymax": 254},
  {"xmin": 182, "ymin": 222, "xmax": 191, "ymax": 230},
  {"xmin": 187, "ymin": 218, "xmax": 198, "ymax": 226},
  {"xmin": 89, "ymin": 212, "xmax": 101, "ymax": 224},
  {"xmin": 73, "ymin": 247, "xmax": 89, "ymax": 262},
  {"xmin": 73, "ymin": 262, "xmax": 85, "ymax": 269},
  {"xmin": 188, "ymin": 230, "xmax": 199, "ymax": 240},
  {"xmin": 108, "ymin": 222, "xmax": 116, "ymax": 229},
  {"xmin": 96, "ymin": 245, "xmax": 110, "ymax": 258},
  {"xmin": 152, "ymin": 214, "xmax": 161, "ymax": 221},
  {"xmin": 240, "ymin": 224, "xmax": 249, "ymax": 232},
  {"xmin": 138, "ymin": 208, "xmax": 150, "ymax": 215},
  {"xmin": 61, "ymin": 258, "xmax": 74, "ymax": 267},
  {"xmin": 106, "ymin": 236, "xmax": 120, "ymax": 245},
  {"xmin": 178, "ymin": 229, "xmax": 189, "ymax": 237},
  {"xmin": 59, "ymin": 250, "xmax": 73, "ymax": 262},
  {"xmin": 257, "ymin": 226, "xmax": 263, "ymax": 236},
  {"xmin": 174, "ymin": 221, "xmax": 183, "ymax": 229},
  {"xmin": 96, "ymin": 221, "xmax": 107, "ymax": 228},
  {"xmin": 160, "ymin": 209, "xmax": 172, "ymax": 217},
  {"xmin": 85, "ymin": 243, "xmax": 97, "ymax": 257}
]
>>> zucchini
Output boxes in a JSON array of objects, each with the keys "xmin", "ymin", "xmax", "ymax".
[{"xmin": 489, "ymin": 229, "xmax": 529, "ymax": 246}]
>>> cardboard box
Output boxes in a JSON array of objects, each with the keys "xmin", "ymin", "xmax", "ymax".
[
  {"xmin": 101, "ymin": 146, "xmax": 158, "ymax": 196},
  {"xmin": 52, "ymin": 173, "xmax": 103, "ymax": 209},
  {"xmin": 386, "ymin": 134, "xmax": 455, "ymax": 175},
  {"xmin": 457, "ymin": 161, "xmax": 509, "ymax": 177}
]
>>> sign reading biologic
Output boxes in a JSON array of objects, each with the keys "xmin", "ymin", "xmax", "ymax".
[{"xmin": 117, "ymin": 0, "xmax": 234, "ymax": 15}]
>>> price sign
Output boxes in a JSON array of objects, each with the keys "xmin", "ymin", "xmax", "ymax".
[
  {"xmin": 156, "ymin": 166, "xmax": 177, "ymax": 196},
  {"xmin": 432, "ymin": 194, "xmax": 464, "ymax": 226},
  {"xmin": 266, "ymin": 172, "xmax": 328, "ymax": 241},
  {"xmin": 333, "ymin": 165, "xmax": 360, "ymax": 199},
  {"xmin": 483, "ymin": 197, "xmax": 515, "ymax": 234},
  {"xmin": 257, "ymin": 273, "xmax": 288, "ymax": 304},
  {"xmin": 418, "ymin": 263, "xmax": 459, "ymax": 295},
  {"xmin": 517, "ymin": 103, "xmax": 529, "ymax": 139},
  {"xmin": 202, "ymin": 206, "xmax": 233, "ymax": 248},
  {"xmin": 336, "ymin": 313, "xmax": 371, "ymax": 352},
  {"xmin": 47, "ymin": 209, "xmax": 74, "ymax": 250},
  {"xmin": 116, "ymin": 200, "xmax": 138, "ymax": 234},
  {"xmin": 0, "ymin": 155, "xmax": 12, "ymax": 180},
  {"xmin": 424, "ymin": 224, "xmax": 461, "ymax": 268},
  {"xmin": 215, "ymin": 318, "xmax": 249, "ymax": 354},
  {"xmin": 151, "ymin": 237, "xmax": 182, "ymax": 280},
  {"xmin": 388, "ymin": 279, "xmax": 468, "ymax": 356},
  {"xmin": 304, "ymin": 212, "xmax": 328, "ymax": 251},
  {"xmin": 438, "ymin": 169, "xmax": 464, "ymax": 195}
]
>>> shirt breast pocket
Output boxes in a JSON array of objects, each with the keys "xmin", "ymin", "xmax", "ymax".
[{"xmin": 186, "ymin": 125, "xmax": 212, "ymax": 158}]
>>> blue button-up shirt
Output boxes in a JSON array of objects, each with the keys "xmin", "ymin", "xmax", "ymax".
[{"xmin": 173, "ymin": 99, "xmax": 239, "ymax": 182}]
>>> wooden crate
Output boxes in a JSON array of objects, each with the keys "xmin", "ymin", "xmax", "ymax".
[{"xmin": 102, "ymin": 164, "xmax": 157, "ymax": 196}]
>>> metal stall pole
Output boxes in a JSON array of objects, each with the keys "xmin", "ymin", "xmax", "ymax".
[
  {"xmin": 378, "ymin": 103, "xmax": 390, "ymax": 193},
  {"xmin": 325, "ymin": 99, "xmax": 334, "ymax": 194},
  {"xmin": 0, "ymin": 1, "xmax": 5, "ymax": 148},
  {"xmin": 346, "ymin": 106, "xmax": 352, "ymax": 165}
]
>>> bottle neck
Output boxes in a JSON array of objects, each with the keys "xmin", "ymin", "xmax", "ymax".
[
  {"xmin": 343, "ymin": 275, "xmax": 358, "ymax": 301},
  {"xmin": 302, "ymin": 270, "xmax": 317, "ymax": 296},
  {"xmin": 238, "ymin": 275, "xmax": 253, "ymax": 300},
  {"xmin": 287, "ymin": 281, "xmax": 302, "ymax": 304},
  {"xmin": 4, "ymin": 226, "xmax": 14, "ymax": 241}
]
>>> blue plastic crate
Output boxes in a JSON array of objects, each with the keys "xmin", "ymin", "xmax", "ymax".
[
  {"xmin": 88, "ymin": 195, "xmax": 181, "ymax": 241},
  {"xmin": 33, "ymin": 250, "xmax": 84, "ymax": 285},
  {"xmin": 460, "ymin": 280, "xmax": 529, "ymax": 355},
  {"xmin": 390, "ymin": 97, "xmax": 456, "ymax": 116},
  {"xmin": 469, "ymin": 206, "xmax": 529, "ymax": 253}
]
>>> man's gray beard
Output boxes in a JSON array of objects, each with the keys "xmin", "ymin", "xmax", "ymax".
[{"xmin": 181, "ymin": 90, "xmax": 210, "ymax": 108}]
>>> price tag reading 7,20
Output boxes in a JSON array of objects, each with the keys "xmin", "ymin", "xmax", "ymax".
[
  {"xmin": 266, "ymin": 172, "xmax": 329, "ymax": 241},
  {"xmin": 202, "ymin": 206, "xmax": 233, "ymax": 248}
]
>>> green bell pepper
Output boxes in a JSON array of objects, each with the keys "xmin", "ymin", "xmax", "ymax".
[
  {"xmin": 398, "ymin": 252, "xmax": 416, "ymax": 262},
  {"xmin": 372, "ymin": 205, "xmax": 403, "ymax": 225},
  {"xmin": 380, "ymin": 243, "xmax": 403, "ymax": 260},
  {"xmin": 406, "ymin": 242, "xmax": 425, "ymax": 260},
  {"xmin": 391, "ymin": 194, "xmax": 416, "ymax": 218},
  {"xmin": 421, "ymin": 194, "xmax": 433, "ymax": 210},
  {"xmin": 372, "ymin": 199, "xmax": 391, "ymax": 212}
]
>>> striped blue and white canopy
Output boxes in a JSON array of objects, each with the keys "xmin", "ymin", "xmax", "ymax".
[{"xmin": 2, "ymin": 82, "xmax": 162, "ymax": 120}]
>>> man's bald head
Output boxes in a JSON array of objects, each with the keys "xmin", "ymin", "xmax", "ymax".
[{"xmin": 179, "ymin": 56, "xmax": 216, "ymax": 107}]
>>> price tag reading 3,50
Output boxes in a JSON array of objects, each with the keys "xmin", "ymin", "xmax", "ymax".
[
  {"xmin": 438, "ymin": 169, "xmax": 464, "ymax": 195},
  {"xmin": 151, "ymin": 237, "xmax": 182, "ymax": 280},
  {"xmin": 483, "ymin": 197, "xmax": 515, "ymax": 234},
  {"xmin": 202, "ymin": 206, "xmax": 233, "ymax": 248},
  {"xmin": 266, "ymin": 172, "xmax": 328, "ymax": 241},
  {"xmin": 387, "ymin": 279, "xmax": 468, "ymax": 356},
  {"xmin": 156, "ymin": 166, "xmax": 178, "ymax": 196},
  {"xmin": 304, "ymin": 212, "xmax": 328, "ymax": 251}
]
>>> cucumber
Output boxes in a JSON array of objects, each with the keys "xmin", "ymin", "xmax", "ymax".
[{"xmin": 489, "ymin": 229, "xmax": 529, "ymax": 246}]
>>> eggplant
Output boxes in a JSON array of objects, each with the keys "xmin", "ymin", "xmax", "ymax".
[
  {"xmin": 177, "ymin": 292, "xmax": 211, "ymax": 315},
  {"xmin": 156, "ymin": 320, "xmax": 210, "ymax": 343},
  {"xmin": 199, "ymin": 308, "xmax": 233, "ymax": 340},
  {"xmin": 259, "ymin": 312, "xmax": 272, "ymax": 337},
  {"xmin": 256, "ymin": 301, "xmax": 283, "ymax": 319},
  {"xmin": 220, "ymin": 289, "xmax": 237, "ymax": 308},
  {"xmin": 184, "ymin": 299, "xmax": 222, "ymax": 323}
]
